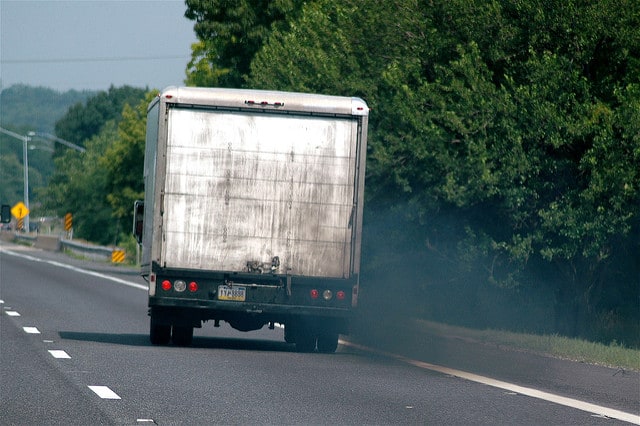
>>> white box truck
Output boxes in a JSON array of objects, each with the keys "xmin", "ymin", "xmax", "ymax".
[{"xmin": 134, "ymin": 87, "xmax": 368, "ymax": 352}]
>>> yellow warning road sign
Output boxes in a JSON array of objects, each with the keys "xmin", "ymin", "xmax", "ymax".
[
  {"xmin": 11, "ymin": 202, "xmax": 29, "ymax": 219},
  {"xmin": 111, "ymin": 250, "xmax": 125, "ymax": 263},
  {"xmin": 64, "ymin": 213, "xmax": 73, "ymax": 231}
]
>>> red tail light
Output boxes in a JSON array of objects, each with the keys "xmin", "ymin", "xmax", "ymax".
[
  {"xmin": 188, "ymin": 281, "xmax": 198, "ymax": 292},
  {"xmin": 336, "ymin": 290, "xmax": 346, "ymax": 300},
  {"xmin": 161, "ymin": 280, "xmax": 171, "ymax": 291},
  {"xmin": 310, "ymin": 289, "xmax": 319, "ymax": 299}
]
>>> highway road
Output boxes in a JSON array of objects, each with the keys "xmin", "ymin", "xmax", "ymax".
[{"xmin": 1, "ymin": 241, "xmax": 638, "ymax": 425}]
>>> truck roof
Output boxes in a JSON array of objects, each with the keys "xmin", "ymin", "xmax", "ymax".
[{"xmin": 155, "ymin": 86, "xmax": 369, "ymax": 117}]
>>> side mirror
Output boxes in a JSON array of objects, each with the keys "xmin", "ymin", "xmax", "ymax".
[
  {"xmin": 133, "ymin": 200, "xmax": 144, "ymax": 244},
  {"xmin": 1, "ymin": 205, "xmax": 11, "ymax": 224}
]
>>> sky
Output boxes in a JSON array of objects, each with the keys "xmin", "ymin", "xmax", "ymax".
[{"xmin": 0, "ymin": 0, "xmax": 198, "ymax": 92}]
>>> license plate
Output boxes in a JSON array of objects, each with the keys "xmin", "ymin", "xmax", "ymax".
[{"xmin": 218, "ymin": 285, "xmax": 246, "ymax": 301}]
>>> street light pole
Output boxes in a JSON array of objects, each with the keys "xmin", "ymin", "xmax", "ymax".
[
  {"xmin": 22, "ymin": 133, "xmax": 30, "ymax": 232},
  {"xmin": 0, "ymin": 126, "xmax": 31, "ymax": 232},
  {"xmin": 27, "ymin": 131, "xmax": 85, "ymax": 153}
]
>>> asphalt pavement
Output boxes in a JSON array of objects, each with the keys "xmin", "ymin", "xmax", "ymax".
[{"xmin": 2, "ymin": 238, "xmax": 639, "ymax": 423}]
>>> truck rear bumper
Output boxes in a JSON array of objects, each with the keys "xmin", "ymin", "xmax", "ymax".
[
  {"xmin": 149, "ymin": 297, "xmax": 353, "ymax": 334},
  {"xmin": 149, "ymin": 296, "xmax": 352, "ymax": 318},
  {"xmin": 149, "ymin": 297, "xmax": 353, "ymax": 322}
]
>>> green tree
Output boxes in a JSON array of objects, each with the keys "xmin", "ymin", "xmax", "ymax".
[
  {"xmin": 248, "ymin": 0, "xmax": 418, "ymax": 100},
  {"xmin": 44, "ymin": 122, "xmax": 117, "ymax": 244},
  {"xmin": 184, "ymin": 0, "xmax": 302, "ymax": 87},
  {"xmin": 42, "ymin": 87, "xmax": 148, "ymax": 243},
  {"xmin": 54, "ymin": 85, "xmax": 147, "ymax": 150},
  {"xmin": 102, "ymin": 92, "xmax": 157, "ymax": 238},
  {"xmin": 0, "ymin": 152, "xmax": 26, "ymax": 206}
]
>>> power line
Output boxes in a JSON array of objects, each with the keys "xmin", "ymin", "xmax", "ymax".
[{"xmin": 1, "ymin": 55, "xmax": 191, "ymax": 64}]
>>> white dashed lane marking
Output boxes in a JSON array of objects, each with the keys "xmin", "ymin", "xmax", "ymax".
[
  {"xmin": 88, "ymin": 386, "xmax": 121, "ymax": 400},
  {"xmin": 23, "ymin": 327, "xmax": 40, "ymax": 334},
  {"xmin": 5, "ymin": 311, "xmax": 20, "ymax": 316},
  {"xmin": 48, "ymin": 350, "xmax": 71, "ymax": 359}
]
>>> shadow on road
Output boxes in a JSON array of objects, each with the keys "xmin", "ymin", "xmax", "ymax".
[
  {"xmin": 59, "ymin": 331, "xmax": 150, "ymax": 346},
  {"xmin": 58, "ymin": 330, "xmax": 295, "ymax": 353},
  {"xmin": 192, "ymin": 336, "xmax": 293, "ymax": 352}
]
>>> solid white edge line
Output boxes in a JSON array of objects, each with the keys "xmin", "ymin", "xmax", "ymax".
[
  {"xmin": 88, "ymin": 385, "xmax": 121, "ymax": 400},
  {"xmin": 0, "ymin": 248, "xmax": 147, "ymax": 291},
  {"xmin": 341, "ymin": 341, "xmax": 640, "ymax": 425},
  {"xmin": 48, "ymin": 350, "xmax": 71, "ymax": 359},
  {"xmin": 23, "ymin": 327, "xmax": 40, "ymax": 334}
]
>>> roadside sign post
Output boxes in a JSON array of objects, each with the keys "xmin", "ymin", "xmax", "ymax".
[
  {"xmin": 64, "ymin": 213, "xmax": 73, "ymax": 239},
  {"xmin": 11, "ymin": 201, "xmax": 30, "ymax": 231},
  {"xmin": 111, "ymin": 249, "xmax": 125, "ymax": 263}
]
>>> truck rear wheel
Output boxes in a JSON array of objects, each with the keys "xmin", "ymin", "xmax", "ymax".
[
  {"xmin": 150, "ymin": 318, "xmax": 171, "ymax": 345},
  {"xmin": 294, "ymin": 330, "xmax": 316, "ymax": 353},
  {"xmin": 295, "ymin": 335, "xmax": 316, "ymax": 352},
  {"xmin": 317, "ymin": 333, "xmax": 339, "ymax": 353},
  {"xmin": 172, "ymin": 325, "xmax": 193, "ymax": 346},
  {"xmin": 284, "ymin": 324, "xmax": 296, "ymax": 344}
]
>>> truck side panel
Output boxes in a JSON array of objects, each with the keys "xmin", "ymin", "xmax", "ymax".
[
  {"xmin": 161, "ymin": 107, "xmax": 358, "ymax": 278},
  {"xmin": 140, "ymin": 100, "xmax": 159, "ymax": 272}
]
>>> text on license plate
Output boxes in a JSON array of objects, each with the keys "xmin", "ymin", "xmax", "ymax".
[{"xmin": 218, "ymin": 285, "xmax": 246, "ymax": 301}]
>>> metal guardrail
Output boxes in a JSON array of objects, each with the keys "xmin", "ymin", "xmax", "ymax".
[
  {"xmin": 12, "ymin": 233, "xmax": 37, "ymax": 242},
  {"xmin": 60, "ymin": 239, "xmax": 114, "ymax": 261},
  {"xmin": 9, "ymin": 232, "xmax": 116, "ymax": 262}
]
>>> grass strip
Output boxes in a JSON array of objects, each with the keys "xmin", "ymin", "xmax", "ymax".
[{"xmin": 414, "ymin": 319, "xmax": 640, "ymax": 372}]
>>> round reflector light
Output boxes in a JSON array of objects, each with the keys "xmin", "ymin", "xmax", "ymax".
[
  {"xmin": 174, "ymin": 280, "xmax": 187, "ymax": 292},
  {"xmin": 188, "ymin": 281, "xmax": 198, "ymax": 292},
  {"xmin": 161, "ymin": 280, "xmax": 172, "ymax": 291},
  {"xmin": 336, "ymin": 290, "xmax": 346, "ymax": 300},
  {"xmin": 323, "ymin": 290, "xmax": 333, "ymax": 300},
  {"xmin": 310, "ymin": 289, "xmax": 319, "ymax": 299}
]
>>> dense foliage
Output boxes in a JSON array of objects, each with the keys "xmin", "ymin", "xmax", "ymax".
[
  {"xmin": 54, "ymin": 85, "xmax": 147, "ymax": 150},
  {"xmin": 184, "ymin": 0, "xmax": 639, "ymax": 344},
  {"xmin": 41, "ymin": 87, "xmax": 149, "ymax": 244},
  {"xmin": 184, "ymin": 0, "xmax": 302, "ymax": 87}
]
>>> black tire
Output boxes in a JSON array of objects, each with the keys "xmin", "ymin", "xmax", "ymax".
[
  {"xmin": 317, "ymin": 333, "xmax": 339, "ymax": 353},
  {"xmin": 150, "ymin": 317, "xmax": 171, "ymax": 345},
  {"xmin": 283, "ymin": 324, "xmax": 296, "ymax": 344},
  {"xmin": 172, "ymin": 325, "xmax": 194, "ymax": 346},
  {"xmin": 295, "ymin": 330, "xmax": 316, "ymax": 353}
]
